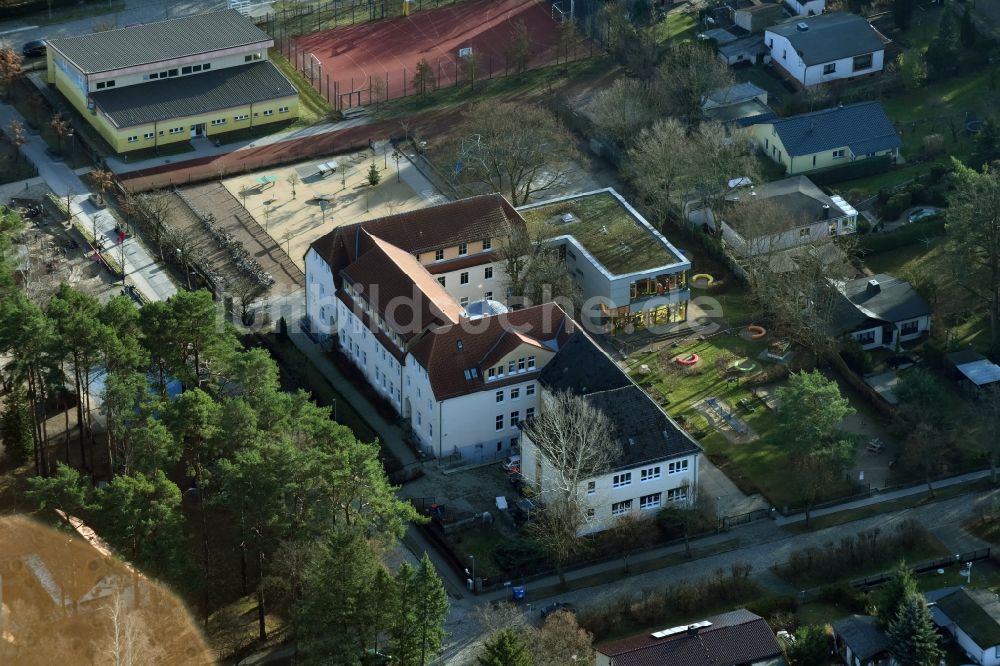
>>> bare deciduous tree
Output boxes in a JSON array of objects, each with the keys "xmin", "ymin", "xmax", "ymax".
[
  {"xmin": 229, "ymin": 275, "xmax": 268, "ymax": 325},
  {"xmin": 587, "ymin": 77, "xmax": 657, "ymax": 146},
  {"xmin": 448, "ymin": 102, "xmax": 583, "ymax": 206},
  {"xmin": 137, "ymin": 190, "xmax": 174, "ymax": 259},
  {"xmin": 162, "ymin": 225, "xmax": 205, "ymax": 290},
  {"xmin": 506, "ymin": 20, "xmax": 531, "ymax": 76},
  {"xmin": 49, "ymin": 113, "xmax": 72, "ymax": 156},
  {"xmin": 655, "ymin": 41, "xmax": 735, "ymax": 125},
  {"xmin": 533, "ymin": 607, "xmax": 596, "ymax": 666},
  {"xmin": 0, "ymin": 46, "xmax": 23, "ymax": 101},
  {"xmin": 92, "ymin": 168, "xmax": 115, "ymax": 205},
  {"xmin": 412, "ymin": 59, "xmax": 436, "ymax": 96},
  {"xmin": 523, "ymin": 391, "xmax": 620, "ymax": 583},
  {"xmin": 101, "ymin": 591, "xmax": 164, "ymax": 666}
]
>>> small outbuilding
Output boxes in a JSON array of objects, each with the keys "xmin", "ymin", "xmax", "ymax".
[
  {"xmin": 945, "ymin": 349, "xmax": 1000, "ymax": 398},
  {"xmin": 831, "ymin": 615, "xmax": 893, "ymax": 666}
]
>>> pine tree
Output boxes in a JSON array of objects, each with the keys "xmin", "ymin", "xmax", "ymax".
[
  {"xmin": 1, "ymin": 384, "xmax": 33, "ymax": 466},
  {"xmin": 887, "ymin": 594, "xmax": 943, "ymax": 665},
  {"xmin": 477, "ymin": 629, "xmax": 533, "ymax": 666},
  {"xmin": 390, "ymin": 555, "xmax": 449, "ymax": 665},
  {"xmin": 925, "ymin": 13, "xmax": 959, "ymax": 80},
  {"xmin": 367, "ymin": 162, "xmax": 382, "ymax": 186},
  {"xmin": 960, "ymin": 6, "xmax": 976, "ymax": 48},
  {"xmin": 877, "ymin": 561, "xmax": 919, "ymax": 625}
]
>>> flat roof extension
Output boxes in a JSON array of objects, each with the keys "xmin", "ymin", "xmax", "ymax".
[{"xmin": 518, "ymin": 189, "xmax": 687, "ymax": 275}]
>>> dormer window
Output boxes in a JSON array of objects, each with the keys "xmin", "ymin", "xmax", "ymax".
[
  {"xmin": 435, "ymin": 249, "xmax": 444, "ymax": 261},
  {"xmin": 458, "ymin": 243, "xmax": 468, "ymax": 256},
  {"xmin": 482, "ymin": 238, "xmax": 492, "ymax": 250}
]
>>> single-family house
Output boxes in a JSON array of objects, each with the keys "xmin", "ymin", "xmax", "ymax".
[
  {"xmin": 46, "ymin": 10, "xmax": 298, "ymax": 153},
  {"xmin": 519, "ymin": 329, "xmax": 701, "ymax": 534},
  {"xmin": 595, "ymin": 609, "xmax": 786, "ymax": 666},
  {"xmin": 944, "ymin": 349, "xmax": 1000, "ymax": 398},
  {"xmin": 928, "ymin": 587, "xmax": 1000, "ymax": 666},
  {"xmin": 829, "ymin": 273, "xmax": 932, "ymax": 350},
  {"xmin": 831, "ymin": 615, "xmax": 895, "ymax": 666},
  {"xmin": 518, "ymin": 189, "xmax": 691, "ymax": 335},
  {"xmin": 702, "ymin": 82, "xmax": 776, "ymax": 127},
  {"xmin": 764, "ymin": 12, "xmax": 888, "ymax": 88},
  {"xmin": 752, "ymin": 101, "xmax": 901, "ymax": 175},
  {"xmin": 706, "ymin": 175, "xmax": 858, "ymax": 255}
]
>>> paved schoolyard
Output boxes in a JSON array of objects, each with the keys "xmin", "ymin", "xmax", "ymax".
[{"xmin": 220, "ymin": 145, "xmax": 442, "ymax": 270}]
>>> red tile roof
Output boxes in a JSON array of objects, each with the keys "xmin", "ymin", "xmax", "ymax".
[
  {"xmin": 410, "ymin": 303, "xmax": 576, "ymax": 400},
  {"xmin": 597, "ymin": 610, "xmax": 782, "ymax": 666},
  {"xmin": 341, "ymin": 234, "xmax": 463, "ymax": 340},
  {"xmin": 309, "ymin": 194, "xmax": 523, "ymax": 268}
]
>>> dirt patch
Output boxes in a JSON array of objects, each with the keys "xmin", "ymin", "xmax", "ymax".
[{"xmin": 178, "ymin": 182, "xmax": 305, "ymax": 295}]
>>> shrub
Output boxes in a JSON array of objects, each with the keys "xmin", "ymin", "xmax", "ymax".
[
  {"xmin": 841, "ymin": 338, "xmax": 874, "ymax": 374},
  {"xmin": 809, "ymin": 155, "xmax": 893, "ymax": 185},
  {"xmin": 922, "ymin": 133, "xmax": 945, "ymax": 158},
  {"xmin": 491, "ymin": 539, "xmax": 546, "ymax": 573},
  {"xmin": 746, "ymin": 594, "xmax": 799, "ymax": 618},
  {"xmin": 881, "ymin": 192, "xmax": 913, "ymax": 220},
  {"xmin": 907, "ymin": 183, "xmax": 927, "ymax": 204},
  {"xmin": 816, "ymin": 583, "xmax": 869, "ymax": 613}
]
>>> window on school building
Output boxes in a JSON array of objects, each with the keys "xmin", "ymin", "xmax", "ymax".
[
  {"xmin": 495, "ymin": 415, "xmax": 504, "ymax": 431},
  {"xmin": 641, "ymin": 466, "xmax": 661, "ymax": 482},
  {"xmin": 460, "ymin": 272, "xmax": 469, "ymax": 285},
  {"xmin": 667, "ymin": 487, "xmax": 689, "ymax": 502},
  {"xmin": 668, "ymin": 460, "xmax": 689, "ymax": 475},
  {"xmin": 484, "ymin": 266, "xmax": 493, "ymax": 280},
  {"xmin": 613, "ymin": 472, "xmax": 631, "ymax": 488},
  {"xmin": 458, "ymin": 243, "xmax": 467, "ymax": 256},
  {"xmin": 127, "ymin": 136, "xmax": 138, "ymax": 143},
  {"xmin": 612, "ymin": 500, "xmax": 633, "ymax": 516},
  {"xmin": 482, "ymin": 238, "xmax": 492, "ymax": 250},
  {"xmin": 640, "ymin": 493, "xmax": 662, "ymax": 510},
  {"xmin": 279, "ymin": 106, "xmax": 289, "ymax": 113}
]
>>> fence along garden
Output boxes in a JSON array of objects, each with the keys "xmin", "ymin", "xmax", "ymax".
[{"xmin": 259, "ymin": 0, "xmax": 602, "ymax": 111}]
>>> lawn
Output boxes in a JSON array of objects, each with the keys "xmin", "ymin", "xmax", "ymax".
[
  {"xmin": 651, "ymin": 11, "xmax": 697, "ymax": 44},
  {"xmin": 864, "ymin": 236, "xmax": 992, "ymax": 353},
  {"xmin": 268, "ymin": 50, "xmax": 332, "ymax": 128}
]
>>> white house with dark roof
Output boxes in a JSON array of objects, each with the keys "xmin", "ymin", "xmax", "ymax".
[
  {"xmin": 751, "ymin": 101, "xmax": 901, "ymax": 175},
  {"xmin": 829, "ymin": 273, "xmax": 932, "ymax": 350},
  {"xmin": 928, "ymin": 587, "xmax": 1000, "ymax": 666},
  {"xmin": 764, "ymin": 12, "xmax": 888, "ymax": 88},
  {"xmin": 45, "ymin": 10, "xmax": 298, "ymax": 153},
  {"xmin": 520, "ymin": 329, "xmax": 701, "ymax": 533}
]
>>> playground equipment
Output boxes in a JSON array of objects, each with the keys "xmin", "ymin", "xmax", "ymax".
[
  {"xmin": 691, "ymin": 273, "xmax": 714, "ymax": 288},
  {"xmin": 747, "ymin": 324, "xmax": 767, "ymax": 340},
  {"xmin": 675, "ymin": 354, "xmax": 701, "ymax": 366},
  {"xmin": 733, "ymin": 359, "xmax": 757, "ymax": 372}
]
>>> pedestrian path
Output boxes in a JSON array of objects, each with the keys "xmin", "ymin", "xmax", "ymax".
[
  {"xmin": 0, "ymin": 102, "xmax": 178, "ymax": 302},
  {"xmin": 286, "ymin": 315, "xmax": 419, "ymax": 468},
  {"xmin": 774, "ymin": 469, "xmax": 994, "ymax": 526}
]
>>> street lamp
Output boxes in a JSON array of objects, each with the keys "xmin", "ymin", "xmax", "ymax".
[{"xmin": 392, "ymin": 150, "xmax": 402, "ymax": 183}]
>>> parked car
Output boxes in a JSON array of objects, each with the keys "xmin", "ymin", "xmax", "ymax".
[
  {"xmin": 540, "ymin": 602, "xmax": 575, "ymax": 620},
  {"xmin": 501, "ymin": 454, "xmax": 521, "ymax": 472},
  {"xmin": 907, "ymin": 207, "xmax": 940, "ymax": 224},
  {"xmin": 21, "ymin": 40, "xmax": 46, "ymax": 58},
  {"xmin": 512, "ymin": 497, "xmax": 535, "ymax": 524}
]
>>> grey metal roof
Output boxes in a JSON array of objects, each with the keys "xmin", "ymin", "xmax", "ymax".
[
  {"xmin": 702, "ymin": 28, "xmax": 739, "ymax": 44},
  {"xmin": 769, "ymin": 101, "xmax": 901, "ymax": 157},
  {"xmin": 831, "ymin": 615, "xmax": 889, "ymax": 661},
  {"xmin": 90, "ymin": 61, "xmax": 296, "ymax": 129},
  {"xmin": 718, "ymin": 34, "xmax": 766, "ymax": 57},
  {"xmin": 829, "ymin": 273, "xmax": 931, "ymax": 337},
  {"xmin": 730, "ymin": 175, "xmax": 849, "ymax": 229},
  {"xmin": 767, "ymin": 12, "xmax": 886, "ymax": 65},
  {"xmin": 48, "ymin": 10, "xmax": 271, "ymax": 74},
  {"xmin": 704, "ymin": 99, "xmax": 775, "ymax": 127},
  {"xmin": 703, "ymin": 82, "xmax": 768, "ymax": 109},
  {"xmin": 957, "ymin": 360, "xmax": 1000, "ymax": 387},
  {"xmin": 539, "ymin": 331, "xmax": 701, "ymax": 469}
]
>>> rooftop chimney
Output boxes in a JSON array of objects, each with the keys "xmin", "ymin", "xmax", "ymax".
[
  {"xmin": 796, "ymin": 21, "xmax": 809, "ymax": 31},
  {"xmin": 687, "ymin": 624, "xmax": 701, "ymax": 636},
  {"xmin": 866, "ymin": 279, "xmax": 880, "ymax": 295}
]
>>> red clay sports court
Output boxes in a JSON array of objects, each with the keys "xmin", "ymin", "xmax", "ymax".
[{"xmin": 294, "ymin": 0, "xmax": 566, "ymax": 106}]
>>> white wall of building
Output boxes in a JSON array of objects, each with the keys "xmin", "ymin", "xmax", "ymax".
[
  {"xmin": 84, "ymin": 44, "xmax": 271, "ymax": 91},
  {"xmin": 785, "ymin": 0, "xmax": 825, "ymax": 15},
  {"xmin": 850, "ymin": 314, "xmax": 929, "ymax": 351},
  {"xmin": 433, "ymin": 260, "xmax": 508, "ymax": 307},
  {"xmin": 403, "ymin": 356, "xmax": 540, "ymax": 460},
  {"xmin": 337, "ymin": 302, "xmax": 404, "ymax": 410},
  {"xmin": 521, "ymin": 429, "xmax": 699, "ymax": 534},
  {"xmin": 765, "ymin": 31, "xmax": 882, "ymax": 87},
  {"xmin": 305, "ymin": 247, "xmax": 337, "ymax": 340}
]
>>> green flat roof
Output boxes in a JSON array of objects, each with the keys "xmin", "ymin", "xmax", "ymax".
[{"xmin": 518, "ymin": 190, "xmax": 685, "ymax": 275}]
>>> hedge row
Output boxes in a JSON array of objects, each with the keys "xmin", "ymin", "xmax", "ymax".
[
  {"xmin": 808, "ymin": 155, "xmax": 893, "ymax": 185},
  {"xmin": 860, "ymin": 214, "xmax": 947, "ymax": 254}
]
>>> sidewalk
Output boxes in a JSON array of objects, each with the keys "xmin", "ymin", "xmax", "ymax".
[
  {"xmin": 0, "ymin": 102, "xmax": 178, "ymax": 302},
  {"xmin": 286, "ymin": 317, "xmax": 419, "ymax": 468},
  {"xmin": 773, "ymin": 469, "xmax": 994, "ymax": 526}
]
